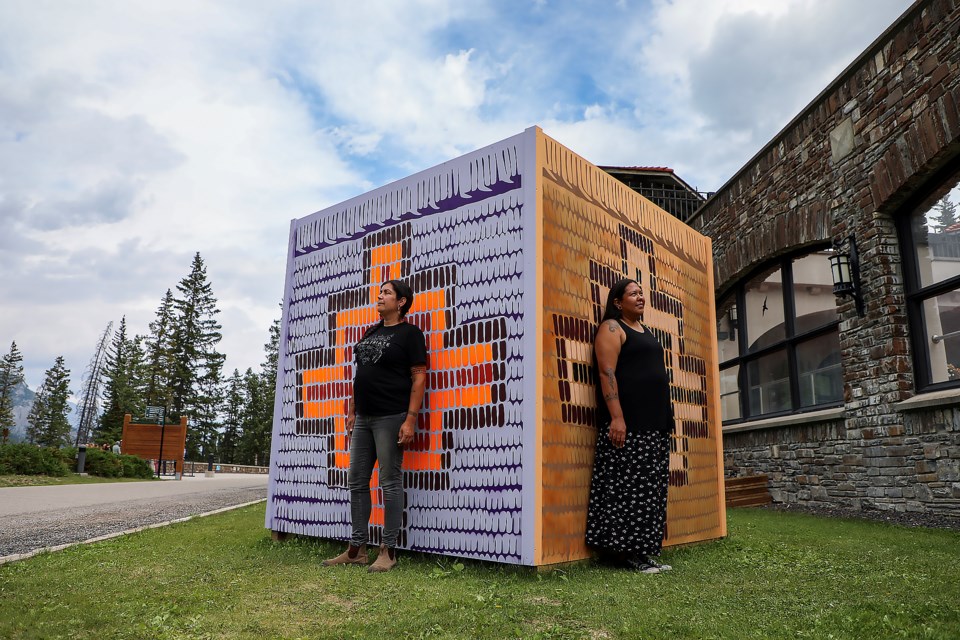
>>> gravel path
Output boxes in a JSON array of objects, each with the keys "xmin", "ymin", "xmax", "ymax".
[{"xmin": 0, "ymin": 484, "xmax": 266, "ymax": 558}]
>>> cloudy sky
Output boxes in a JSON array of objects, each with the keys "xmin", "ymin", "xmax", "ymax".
[{"xmin": 1, "ymin": 0, "xmax": 911, "ymax": 392}]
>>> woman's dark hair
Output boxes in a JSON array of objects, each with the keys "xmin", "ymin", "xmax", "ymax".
[
  {"xmin": 600, "ymin": 278, "xmax": 640, "ymax": 324},
  {"xmin": 359, "ymin": 279, "xmax": 416, "ymax": 341}
]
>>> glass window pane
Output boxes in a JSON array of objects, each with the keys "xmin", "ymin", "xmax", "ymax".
[
  {"xmin": 720, "ymin": 364, "xmax": 740, "ymax": 421},
  {"xmin": 744, "ymin": 266, "xmax": 785, "ymax": 352},
  {"xmin": 796, "ymin": 331, "xmax": 843, "ymax": 407},
  {"xmin": 791, "ymin": 252, "xmax": 839, "ymax": 333},
  {"xmin": 746, "ymin": 350, "xmax": 791, "ymax": 416},
  {"xmin": 922, "ymin": 289, "xmax": 960, "ymax": 384},
  {"xmin": 717, "ymin": 296, "xmax": 739, "ymax": 363},
  {"xmin": 913, "ymin": 185, "xmax": 960, "ymax": 288}
]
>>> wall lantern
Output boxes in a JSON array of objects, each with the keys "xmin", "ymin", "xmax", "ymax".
[{"xmin": 829, "ymin": 234, "xmax": 865, "ymax": 317}]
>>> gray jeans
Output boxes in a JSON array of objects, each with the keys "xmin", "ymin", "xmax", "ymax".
[{"xmin": 349, "ymin": 412, "xmax": 405, "ymax": 548}]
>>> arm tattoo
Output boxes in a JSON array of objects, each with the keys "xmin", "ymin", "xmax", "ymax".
[
  {"xmin": 602, "ymin": 366, "xmax": 618, "ymax": 400},
  {"xmin": 606, "ymin": 321, "xmax": 618, "ymax": 333},
  {"xmin": 603, "ymin": 366, "xmax": 617, "ymax": 387},
  {"xmin": 410, "ymin": 365, "xmax": 426, "ymax": 375}
]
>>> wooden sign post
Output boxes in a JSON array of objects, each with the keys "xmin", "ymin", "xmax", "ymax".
[{"xmin": 120, "ymin": 414, "xmax": 188, "ymax": 478}]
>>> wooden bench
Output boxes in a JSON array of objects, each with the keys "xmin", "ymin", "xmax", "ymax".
[{"xmin": 725, "ymin": 474, "xmax": 772, "ymax": 507}]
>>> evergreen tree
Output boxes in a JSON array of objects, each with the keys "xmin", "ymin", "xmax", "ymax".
[
  {"xmin": 256, "ymin": 316, "xmax": 280, "ymax": 464},
  {"xmin": 262, "ymin": 315, "xmax": 281, "ymax": 382},
  {"xmin": 170, "ymin": 253, "xmax": 225, "ymax": 459},
  {"xmin": 75, "ymin": 322, "xmax": 113, "ymax": 446},
  {"xmin": 25, "ymin": 356, "xmax": 72, "ymax": 448},
  {"xmin": 237, "ymin": 316, "xmax": 280, "ymax": 466},
  {"xmin": 128, "ymin": 335, "xmax": 149, "ymax": 412},
  {"xmin": 143, "ymin": 289, "xmax": 176, "ymax": 409},
  {"xmin": 0, "ymin": 341, "xmax": 25, "ymax": 444},
  {"xmin": 220, "ymin": 369, "xmax": 245, "ymax": 464},
  {"xmin": 238, "ymin": 368, "xmax": 267, "ymax": 465},
  {"xmin": 193, "ymin": 361, "xmax": 224, "ymax": 459},
  {"xmin": 25, "ymin": 385, "xmax": 48, "ymax": 445},
  {"xmin": 97, "ymin": 318, "xmax": 145, "ymax": 444},
  {"xmin": 933, "ymin": 195, "xmax": 959, "ymax": 232}
]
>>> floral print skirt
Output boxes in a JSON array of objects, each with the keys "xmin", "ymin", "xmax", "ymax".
[{"xmin": 585, "ymin": 428, "xmax": 671, "ymax": 556}]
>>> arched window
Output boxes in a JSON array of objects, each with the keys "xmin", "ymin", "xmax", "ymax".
[
  {"xmin": 717, "ymin": 249, "xmax": 843, "ymax": 423},
  {"xmin": 898, "ymin": 166, "xmax": 960, "ymax": 391}
]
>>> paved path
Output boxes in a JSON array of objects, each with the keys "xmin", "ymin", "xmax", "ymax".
[{"xmin": 0, "ymin": 473, "xmax": 269, "ymax": 561}]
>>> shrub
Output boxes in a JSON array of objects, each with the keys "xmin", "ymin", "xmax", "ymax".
[
  {"xmin": 0, "ymin": 443, "xmax": 71, "ymax": 476},
  {"xmin": 83, "ymin": 448, "xmax": 123, "ymax": 477},
  {"xmin": 119, "ymin": 454, "xmax": 154, "ymax": 479},
  {"xmin": 81, "ymin": 449, "xmax": 154, "ymax": 478},
  {"xmin": 0, "ymin": 443, "xmax": 155, "ymax": 479},
  {"xmin": 59, "ymin": 446, "xmax": 77, "ymax": 463}
]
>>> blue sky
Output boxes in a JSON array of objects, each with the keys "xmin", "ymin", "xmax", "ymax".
[{"xmin": 0, "ymin": 0, "xmax": 912, "ymax": 392}]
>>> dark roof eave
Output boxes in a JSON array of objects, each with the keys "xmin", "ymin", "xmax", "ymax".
[{"xmin": 599, "ymin": 166, "xmax": 704, "ymax": 199}]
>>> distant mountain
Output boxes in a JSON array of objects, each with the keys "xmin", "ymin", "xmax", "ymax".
[
  {"xmin": 8, "ymin": 380, "xmax": 35, "ymax": 443},
  {"xmin": 7, "ymin": 380, "xmax": 79, "ymax": 444}
]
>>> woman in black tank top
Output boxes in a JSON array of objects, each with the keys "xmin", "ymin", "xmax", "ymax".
[{"xmin": 586, "ymin": 278, "xmax": 674, "ymax": 574}]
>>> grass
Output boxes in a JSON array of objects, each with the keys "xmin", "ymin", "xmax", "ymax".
[
  {"xmin": 0, "ymin": 505, "xmax": 958, "ymax": 640},
  {"xmin": 0, "ymin": 474, "xmax": 159, "ymax": 488}
]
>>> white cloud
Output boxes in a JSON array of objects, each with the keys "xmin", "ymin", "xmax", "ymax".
[
  {"xmin": 0, "ymin": 0, "xmax": 914, "ymax": 390},
  {"xmin": 614, "ymin": 0, "xmax": 910, "ymax": 185}
]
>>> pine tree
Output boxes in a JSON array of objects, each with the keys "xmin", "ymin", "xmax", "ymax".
[
  {"xmin": 0, "ymin": 341, "xmax": 25, "ymax": 444},
  {"xmin": 220, "ymin": 369, "xmax": 245, "ymax": 464},
  {"xmin": 143, "ymin": 289, "xmax": 176, "ymax": 409},
  {"xmin": 193, "ymin": 361, "xmax": 224, "ymax": 459},
  {"xmin": 256, "ymin": 316, "xmax": 280, "ymax": 465},
  {"xmin": 170, "ymin": 253, "xmax": 225, "ymax": 459},
  {"xmin": 25, "ymin": 385, "xmax": 48, "ymax": 445},
  {"xmin": 238, "ymin": 368, "xmax": 266, "ymax": 465},
  {"xmin": 75, "ymin": 322, "xmax": 113, "ymax": 446},
  {"xmin": 933, "ymin": 196, "xmax": 959, "ymax": 232},
  {"xmin": 236, "ymin": 316, "xmax": 280, "ymax": 466},
  {"xmin": 26, "ymin": 356, "xmax": 72, "ymax": 448},
  {"xmin": 97, "ymin": 318, "xmax": 145, "ymax": 444},
  {"xmin": 262, "ymin": 315, "xmax": 281, "ymax": 382},
  {"xmin": 128, "ymin": 335, "xmax": 149, "ymax": 413}
]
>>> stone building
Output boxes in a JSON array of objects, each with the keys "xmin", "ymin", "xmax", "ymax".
[{"xmin": 688, "ymin": 0, "xmax": 960, "ymax": 518}]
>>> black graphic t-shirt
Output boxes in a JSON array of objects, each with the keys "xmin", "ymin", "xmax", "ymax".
[{"xmin": 353, "ymin": 322, "xmax": 428, "ymax": 416}]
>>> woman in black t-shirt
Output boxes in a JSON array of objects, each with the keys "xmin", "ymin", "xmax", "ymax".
[
  {"xmin": 586, "ymin": 278, "xmax": 674, "ymax": 574},
  {"xmin": 323, "ymin": 279, "xmax": 427, "ymax": 573}
]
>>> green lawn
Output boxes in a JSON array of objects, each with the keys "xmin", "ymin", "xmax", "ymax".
[
  {"xmin": 0, "ymin": 474, "xmax": 159, "ymax": 488},
  {"xmin": 0, "ymin": 505, "xmax": 957, "ymax": 639}
]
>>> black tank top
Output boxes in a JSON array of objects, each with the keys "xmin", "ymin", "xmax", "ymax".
[{"xmin": 595, "ymin": 320, "xmax": 673, "ymax": 433}]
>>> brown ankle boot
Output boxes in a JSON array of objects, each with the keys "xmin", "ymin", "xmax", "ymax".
[
  {"xmin": 367, "ymin": 544, "xmax": 397, "ymax": 573},
  {"xmin": 322, "ymin": 544, "xmax": 368, "ymax": 566}
]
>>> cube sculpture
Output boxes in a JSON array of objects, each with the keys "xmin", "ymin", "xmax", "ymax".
[{"xmin": 266, "ymin": 126, "xmax": 726, "ymax": 566}]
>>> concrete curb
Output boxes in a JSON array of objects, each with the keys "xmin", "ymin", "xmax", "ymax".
[{"xmin": 0, "ymin": 498, "xmax": 266, "ymax": 566}]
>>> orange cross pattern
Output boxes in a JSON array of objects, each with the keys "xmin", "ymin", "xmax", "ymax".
[{"xmin": 295, "ymin": 235, "xmax": 499, "ymax": 527}]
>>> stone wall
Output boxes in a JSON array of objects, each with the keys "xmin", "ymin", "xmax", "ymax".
[
  {"xmin": 183, "ymin": 461, "xmax": 269, "ymax": 475},
  {"xmin": 690, "ymin": 0, "xmax": 960, "ymax": 518},
  {"xmin": 903, "ymin": 407, "xmax": 960, "ymax": 514},
  {"xmin": 724, "ymin": 411, "xmax": 960, "ymax": 516}
]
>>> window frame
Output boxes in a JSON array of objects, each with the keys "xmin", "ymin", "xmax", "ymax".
[
  {"xmin": 719, "ymin": 246, "xmax": 842, "ymax": 425},
  {"xmin": 896, "ymin": 154, "xmax": 960, "ymax": 393}
]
